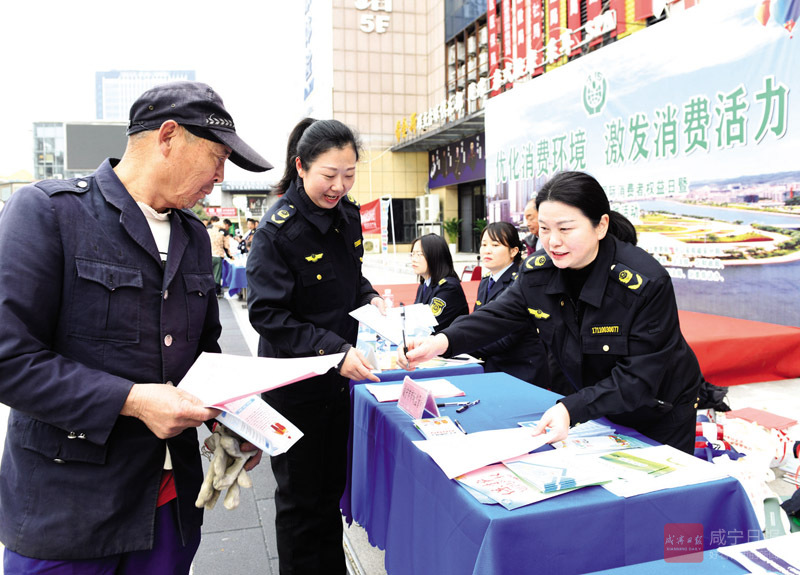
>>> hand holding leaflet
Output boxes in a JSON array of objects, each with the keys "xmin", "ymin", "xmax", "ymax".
[{"xmin": 350, "ymin": 303, "xmax": 437, "ymax": 346}]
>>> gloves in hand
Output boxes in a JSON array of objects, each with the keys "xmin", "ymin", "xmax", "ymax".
[{"xmin": 195, "ymin": 423, "xmax": 254, "ymax": 510}]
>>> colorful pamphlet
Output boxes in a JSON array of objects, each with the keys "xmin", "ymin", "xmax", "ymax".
[
  {"xmin": 552, "ymin": 434, "xmax": 649, "ymax": 453},
  {"xmin": 413, "ymin": 416, "xmax": 464, "ymax": 439},
  {"xmin": 455, "ymin": 463, "xmax": 574, "ymax": 510}
]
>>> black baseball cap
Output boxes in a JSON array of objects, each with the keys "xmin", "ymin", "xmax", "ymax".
[{"xmin": 127, "ymin": 81, "xmax": 272, "ymax": 172}]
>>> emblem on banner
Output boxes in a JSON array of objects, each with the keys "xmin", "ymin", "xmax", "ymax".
[{"xmin": 583, "ymin": 71, "xmax": 607, "ymax": 117}]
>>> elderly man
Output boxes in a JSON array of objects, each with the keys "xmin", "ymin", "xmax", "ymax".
[
  {"xmin": 0, "ymin": 81, "xmax": 270, "ymax": 574},
  {"xmin": 522, "ymin": 198, "xmax": 542, "ymax": 255}
]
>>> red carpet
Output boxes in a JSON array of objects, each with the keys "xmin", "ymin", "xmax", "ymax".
[{"xmin": 375, "ymin": 282, "xmax": 800, "ymax": 387}]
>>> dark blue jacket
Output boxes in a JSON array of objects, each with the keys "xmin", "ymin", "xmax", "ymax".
[
  {"xmin": 443, "ymin": 237, "xmax": 703, "ymax": 446},
  {"xmin": 0, "ymin": 160, "xmax": 221, "ymax": 559},
  {"xmin": 472, "ymin": 264, "xmax": 550, "ymax": 386},
  {"xmin": 414, "ymin": 276, "xmax": 469, "ymax": 333},
  {"xmin": 246, "ymin": 181, "xmax": 378, "ymax": 401}
]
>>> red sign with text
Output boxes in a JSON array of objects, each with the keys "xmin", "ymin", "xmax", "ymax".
[
  {"xmin": 360, "ymin": 199, "xmax": 381, "ymax": 234},
  {"xmin": 205, "ymin": 207, "xmax": 238, "ymax": 217}
]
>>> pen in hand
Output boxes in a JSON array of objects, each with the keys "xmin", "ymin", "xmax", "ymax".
[{"xmin": 400, "ymin": 304, "xmax": 408, "ymax": 355}]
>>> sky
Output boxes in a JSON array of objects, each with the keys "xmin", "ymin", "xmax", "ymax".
[{"xmin": 0, "ymin": 0, "xmax": 306, "ymax": 184}]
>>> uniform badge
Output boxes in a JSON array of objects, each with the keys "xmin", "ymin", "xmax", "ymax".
[
  {"xmin": 438, "ymin": 278, "xmax": 447, "ymax": 286},
  {"xmin": 475, "ymin": 300, "xmax": 482, "ymax": 307},
  {"xmin": 305, "ymin": 253, "xmax": 324, "ymax": 262},
  {"xmin": 354, "ymin": 239, "xmax": 362, "ymax": 248},
  {"xmin": 528, "ymin": 308, "xmax": 550, "ymax": 319},
  {"xmin": 346, "ymin": 193, "xmax": 360, "ymax": 207},
  {"xmin": 535, "ymin": 255, "xmax": 547, "ymax": 266},
  {"xmin": 430, "ymin": 297, "xmax": 447, "ymax": 317},
  {"xmin": 269, "ymin": 207, "xmax": 294, "ymax": 226},
  {"xmin": 611, "ymin": 264, "xmax": 648, "ymax": 291}
]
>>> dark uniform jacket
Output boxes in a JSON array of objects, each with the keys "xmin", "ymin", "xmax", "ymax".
[
  {"xmin": 246, "ymin": 181, "xmax": 378, "ymax": 401},
  {"xmin": 414, "ymin": 276, "xmax": 469, "ymax": 334},
  {"xmin": 472, "ymin": 264, "xmax": 549, "ymax": 386},
  {"xmin": 0, "ymin": 160, "xmax": 221, "ymax": 559},
  {"xmin": 443, "ymin": 236, "xmax": 703, "ymax": 442}
]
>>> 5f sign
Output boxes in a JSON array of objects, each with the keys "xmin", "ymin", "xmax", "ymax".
[{"xmin": 360, "ymin": 13, "xmax": 390, "ymax": 33}]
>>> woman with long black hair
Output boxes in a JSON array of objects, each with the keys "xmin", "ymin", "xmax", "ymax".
[{"xmin": 410, "ymin": 233, "xmax": 469, "ymax": 333}]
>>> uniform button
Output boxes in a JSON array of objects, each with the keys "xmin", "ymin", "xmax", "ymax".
[
  {"xmin": 340, "ymin": 387, "xmax": 345, "ymax": 393},
  {"xmin": 78, "ymin": 433, "xmax": 86, "ymax": 440},
  {"xmin": 317, "ymin": 274, "xmax": 322, "ymax": 280},
  {"xmin": 164, "ymin": 334, "xmax": 173, "ymax": 347},
  {"xmin": 166, "ymin": 380, "xmax": 174, "ymax": 386},
  {"xmin": 53, "ymin": 458, "xmax": 66, "ymax": 464},
  {"xmin": 67, "ymin": 431, "xmax": 77, "ymax": 439},
  {"xmin": 602, "ymin": 345, "xmax": 610, "ymax": 352},
  {"xmin": 694, "ymin": 402, "xmax": 699, "ymax": 408},
  {"xmin": 610, "ymin": 264, "xmax": 616, "ymax": 270},
  {"xmin": 198, "ymin": 291, "xmax": 204, "ymax": 297},
  {"xmin": 536, "ymin": 328, "xmax": 540, "ymax": 334},
  {"xmin": 560, "ymin": 300, "xmax": 565, "ymax": 307},
  {"xmin": 318, "ymin": 349, "xmax": 325, "ymax": 355},
  {"xmin": 77, "ymin": 181, "xmax": 88, "ymax": 188},
  {"xmin": 163, "ymin": 290, "xmax": 169, "ymax": 300}
]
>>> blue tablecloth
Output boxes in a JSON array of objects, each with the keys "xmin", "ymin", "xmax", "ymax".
[
  {"xmin": 587, "ymin": 549, "xmax": 747, "ymax": 574},
  {"xmin": 342, "ymin": 361, "xmax": 485, "ymax": 523},
  {"xmin": 222, "ymin": 259, "xmax": 247, "ymax": 297},
  {"xmin": 350, "ymin": 372, "xmax": 762, "ymax": 575}
]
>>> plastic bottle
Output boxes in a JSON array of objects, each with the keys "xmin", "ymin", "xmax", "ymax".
[{"xmin": 383, "ymin": 288, "xmax": 394, "ymax": 309}]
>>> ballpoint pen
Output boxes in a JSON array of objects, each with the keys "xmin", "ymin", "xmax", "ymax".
[
  {"xmin": 400, "ymin": 304, "xmax": 408, "ymax": 356},
  {"xmin": 436, "ymin": 401, "xmax": 471, "ymax": 407},
  {"xmin": 456, "ymin": 399, "xmax": 481, "ymax": 413},
  {"xmin": 453, "ymin": 419, "xmax": 468, "ymax": 435}
]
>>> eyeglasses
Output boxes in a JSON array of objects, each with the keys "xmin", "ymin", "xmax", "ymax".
[{"xmin": 409, "ymin": 251, "xmax": 425, "ymax": 259}]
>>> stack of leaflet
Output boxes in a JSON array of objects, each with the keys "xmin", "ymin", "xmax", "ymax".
[
  {"xmin": 503, "ymin": 450, "xmax": 616, "ymax": 494},
  {"xmin": 517, "ymin": 419, "xmax": 615, "ymax": 437},
  {"xmin": 552, "ymin": 434, "xmax": 650, "ymax": 453}
]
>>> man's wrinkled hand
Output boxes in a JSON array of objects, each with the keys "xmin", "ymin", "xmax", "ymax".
[{"xmin": 121, "ymin": 384, "xmax": 220, "ymax": 439}]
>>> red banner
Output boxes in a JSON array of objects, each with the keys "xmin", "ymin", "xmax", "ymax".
[
  {"xmin": 515, "ymin": 0, "xmax": 527, "ymax": 63},
  {"xmin": 530, "ymin": 0, "xmax": 544, "ymax": 75},
  {"xmin": 567, "ymin": 0, "xmax": 582, "ymax": 56},
  {"xmin": 547, "ymin": 0, "xmax": 561, "ymax": 58},
  {"xmin": 487, "ymin": 0, "xmax": 501, "ymax": 96},
  {"xmin": 502, "ymin": 0, "xmax": 514, "ymax": 88},
  {"xmin": 635, "ymin": 0, "xmax": 654, "ymax": 21},
  {"xmin": 359, "ymin": 199, "xmax": 381, "ymax": 234}
]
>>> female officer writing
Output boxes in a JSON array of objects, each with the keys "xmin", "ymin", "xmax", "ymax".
[
  {"xmin": 411, "ymin": 233, "xmax": 469, "ymax": 332},
  {"xmin": 400, "ymin": 171, "xmax": 703, "ymax": 453},
  {"xmin": 247, "ymin": 118, "xmax": 382, "ymax": 574}
]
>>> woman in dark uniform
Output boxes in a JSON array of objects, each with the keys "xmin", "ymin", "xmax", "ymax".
[
  {"xmin": 401, "ymin": 171, "xmax": 703, "ymax": 453},
  {"xmin": 246, "ymin": 118, "xmax": 383, "ymax": 574},
  {"xmin": 410, "ymin": 233, "xmax": 468, "ymax": 333},
  {"xmin": 472, "ymin": 222, "xmax": 550, "ymax": 387}
]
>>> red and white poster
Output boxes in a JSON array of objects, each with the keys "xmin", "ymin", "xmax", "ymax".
[{"xmin": 359, "ymin": 199, "xmax": 381, "ymax": 234}]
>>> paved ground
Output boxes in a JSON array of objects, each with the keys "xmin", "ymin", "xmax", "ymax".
[{"xmin": 1, "ymin": 251, "xmax": 798, "ymax": 575}]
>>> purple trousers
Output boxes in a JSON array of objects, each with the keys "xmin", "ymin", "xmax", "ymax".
[{"xmin": 3, "ymin": 501, "xmax": 200, "ymax": 575}]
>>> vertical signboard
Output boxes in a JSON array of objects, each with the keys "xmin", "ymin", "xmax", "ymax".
[{"xmin": 488, "ymin": 0, "xmax": 502, "ymax": 96}]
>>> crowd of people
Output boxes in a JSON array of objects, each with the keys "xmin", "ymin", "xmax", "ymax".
[{"xmin": 0, "ymin": 80, "xmax": 707, "ymax": 575}]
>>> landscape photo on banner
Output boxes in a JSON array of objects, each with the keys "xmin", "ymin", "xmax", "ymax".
[{"xmin": 485, "ymin": 0, "xmax": 800, "ymax": 327}]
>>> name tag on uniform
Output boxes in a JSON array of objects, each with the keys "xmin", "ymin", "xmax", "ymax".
[{"xmin": 397, "ymin": 376, "xmax": 440, "ymax": 419}]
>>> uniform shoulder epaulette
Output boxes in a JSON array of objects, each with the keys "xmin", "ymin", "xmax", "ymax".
[
  {"xmin": 609, "ymin": 262, "xmax": 649, "ymax": 293},
  {"xmin": 265, "ymin": 200, "xmax": 296, "ymax": 228},
  {"xmin": 521, "ymin": 252, "xmax": 552, "ymax": 272},
  {"xmin": 343, "ymin": 193, "xmax": 360, "ymax": 208},
  {"xmin": 34, "ymin": 178, "xmax": 92, "ymax": 196}
]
